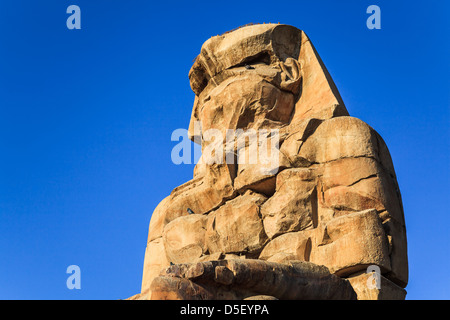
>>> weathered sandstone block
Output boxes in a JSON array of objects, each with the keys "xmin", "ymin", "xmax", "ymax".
[
  {"xmin": 347, "ymin": 272, "xmax": 407, "ymax": 300},
  {"xmin": 150, "ymin": 259, "xmax": 356, "ymax": 300},
  {"xmin": 205, "ymin": 191, "xmax": 268, "ymax": 255},
  {"xmin": 132, "ymin": 23, "xmax": 408, "ymax": 301},
  {"xmin": 310, "ymin": 209, "xmax": 391, "ymax": 276},
  {"xmin": 162, "ymin": 214, "xmax": 208, "ymax": 264},
  {"xmin": 261, "ymin": 168, "xmax": 317, "ymax": 239},
  {"xmin": 259, "ymin": 231, "xmax": 311, "ymax": 262}
]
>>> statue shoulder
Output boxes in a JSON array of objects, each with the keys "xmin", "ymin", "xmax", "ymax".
[{"xmin": 298, "ymin": 116, "xmax": 381, "ymax": 163}]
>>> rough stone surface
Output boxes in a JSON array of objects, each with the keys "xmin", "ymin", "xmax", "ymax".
[
  {"xmin": 259, "ymin": 231, "xmax": 311, "ymax": 262},
  {"xmin": 261, "ymin": 168, "xmax": 317, "ymax": 239},
  {"xmin": 163, "ymin": 214, "xmax": 208, "ymax": 264},
  {"xmin": 309, "ymin": 209, "xmax": 391, "ymax": 277},
  {"xmin": 140, "ymin": 237, "xmax": 170, "ymax": 297},
  {"xmin": 132, "ymin": 23, "xmax": 408, "ymax": 300},
  {"xmin": 205, "ymin": 190, "xmax": 268, "ymax": 255},
  {"xmin": 150, "ymin": 260, "xmax": 356, "ymax": 300}
]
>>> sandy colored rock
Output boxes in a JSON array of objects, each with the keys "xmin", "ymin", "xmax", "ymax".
[
  {"xmin": 382, "ymin": 218, "xmax": 409, "ymax": 287},
  {"xmin": 310, "ymin": 209, "xmax": 391, "ymax": 276},
  {"xmin": 259, "ymin": 231, "xmax": 311, "ymax": 262},
  {"xmin": 234, "ymin": 130, "xmax": 291, "ymax": 196},
  {"xmin": 321, "ymin": 169, "xmax": 405, "ymax": 227},
  {"xmin": 347, "ymin": 272, "xmax": 407, "ymax": 300},
  {"xmin": 189, "ymin": 24, "xmax": 302, "ymax": 96},
  {"xmin": 125, "ymin": 293, "xmax": 149, "ymax": 300},
  {"xmin": 244, "ymin": 295, "xmax": 278, "ymax": 300},
  {"xmin": 279, "ymin": 118, "xmax": 323, "ymax": 166},
  {"xmin": 188, "ymin": 25, "xmax": 305, "ymax": 150},
  {"xmin": 133, "ymin": 23, "xmax": 408, "ymax": 301},
  {"xmin": 150, "ymin": 259, "xmax": 356, "ymax": 300},
  {"xmin": 147, "ymin": 196, "xmax": 171, "ymax": 242},
  {"xmin": 205, "ymin": 191, "xmax": 268, "ymax": 255},
  {"xmin": 162, "ymin": 163, "xmax": 236, "ymax": 226},
  {"xmin": 261, "ymin": 168, "xmax": 317, "ymax": 239},
  {"xmin": 289, "ymin": 28, "xmax": 348, "ymax": 123},
  {"xmin": 162, "ymin": 214, "xmax": 208, "ymax": 264},
  {"xmin": 319, "ymin": 157, "xmax": 381, "ymax": 192}
]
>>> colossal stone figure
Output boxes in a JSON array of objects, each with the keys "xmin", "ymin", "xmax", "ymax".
[{"xmin": 130, "ymin": 23, "xmax": 408, "ymax": 300}]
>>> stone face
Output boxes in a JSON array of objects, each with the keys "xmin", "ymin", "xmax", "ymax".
[
  {"xmin": 382, "ymin": 217, "xmax": 409, "ymax": 287},
  {"xmin": 189, "ymin": 24, "xmax": 302, "ymax": 96},
  {"xmin": 133, "ymin": 23, "xmax": 408, "ymax": 301}
]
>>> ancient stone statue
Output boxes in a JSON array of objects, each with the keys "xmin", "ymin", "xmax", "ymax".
[{"xmin": 129, "ymin": 23, "xmax": 408, "ymax": 300}]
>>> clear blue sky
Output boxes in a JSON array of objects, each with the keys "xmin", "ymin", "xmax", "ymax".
[{"xmin": 0, "ymin": 0, "xmax": 448, "ymax": 300}]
